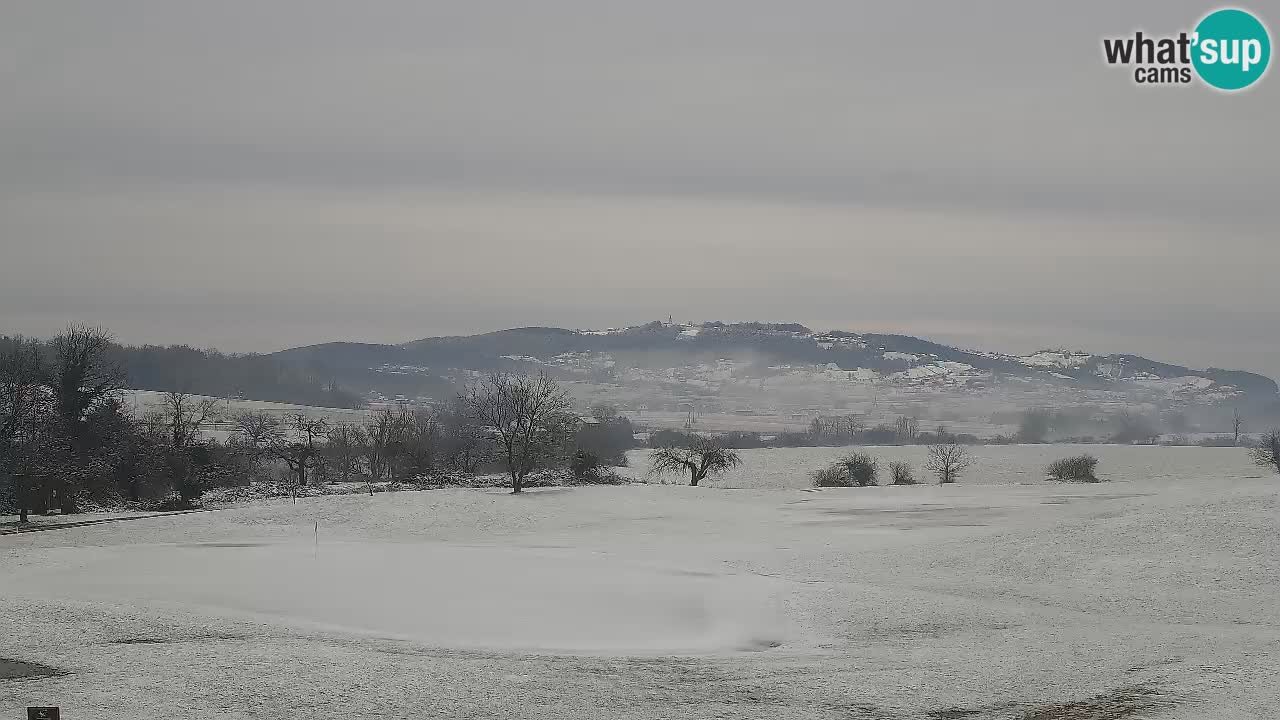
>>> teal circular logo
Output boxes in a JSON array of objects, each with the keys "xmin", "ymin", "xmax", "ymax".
[{"xmin": 1192, "ymin": 8, "xmax": 1271, "ymax": 90}]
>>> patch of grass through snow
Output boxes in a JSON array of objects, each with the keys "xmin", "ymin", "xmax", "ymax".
[
  {"xmin": 927, "ymin": 683, "xmax": 1175, "ymax": 720},
  {"xmin": 0, "ymin": 658, "xmax": 66, "ymax": 680}
]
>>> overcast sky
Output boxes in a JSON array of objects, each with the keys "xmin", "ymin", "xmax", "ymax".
[{"xmin": 2, "ymin": 2, "xmax": 1277, "ymax": 377}]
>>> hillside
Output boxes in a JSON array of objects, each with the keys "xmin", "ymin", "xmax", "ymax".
[{"xmin": 268, "ymin": 321, "xmax": 1279, "ymax": 431}]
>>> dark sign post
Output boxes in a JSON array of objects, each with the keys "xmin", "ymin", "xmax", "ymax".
[{"xmin": 28, "ymin": 708, "xmax": 60, "ymax": 720}]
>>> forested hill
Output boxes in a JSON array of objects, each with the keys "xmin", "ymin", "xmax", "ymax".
[
  {"xmin": 7, "ymin": 320, "xmax": 1277, "ymax": 411},
  {"xmin": 268, "ymin": 320, "xmax": 1280, "ymax": 408},
  {"xmin": 0, "ymin": 335, "xmax": 364, "ymax": 409},
  {"xmin": 272, "ymin": 319, "xmax": 1280, "ymax": 394}
]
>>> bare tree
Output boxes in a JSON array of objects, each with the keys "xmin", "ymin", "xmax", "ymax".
[
  {"xmin": 839, "ymin": 415, "xmax": 864, "ymax": 438},
  {"xmin": 0, "ymin": 339, "xmax": 46, "ymax": 450},
  {"xmin": 650, "ymin": 436, "xmax": 742, "ymax": 486},
  {"xmin": 325, "ymin": 422, "xmax": 365, "ymax": 483},
  {"xmin": 808, "ymin": 416, "xmax": 829, "ymax": 439},
  {"xmin": 1252, "ymin": 429, "xmax": 1280, "ymax": 475},
  {"xmin": 895, "ymin": 415, "xmax": 920, "ymax": 443},
  {"xmin": 0, "ymin": 338, "xmax": 47, "ymax": 523},
  {"xmin": 157, "ymin": 390, "xmax": 220, "ymax": 500},
  {"xmin": 1232, "ymin": 408, "xmax": 1245, "ymax": 447},
  {"xmin": 364, "ymin": 409, "xmax": 448, "ymax": 481},
  {"xmin": 235, "ymin": 410, "xmax": 283, "ymax": 448},
  {"xmin": 362, "ymin": 408, "xmax": 451, "ymax": 481},
  {"xmin": 809, "ymin": 414, "xmax": 862, "ymax": 443},
  {"xmin": 440, "ymin": 399, "xmax": 491, "ymax": 474},
  {"xmin": 275, "ymin": 414, "xmax": 328, "ymax": 488},
  {"xmin": 400, "ymin": 410, "xmax": 442, "ymax": 479},
  {"xmin": 160, "ymin": 391, "xmax": 220, "ymax": 451},
  {"xmin": 889, "ymin": 461, "xmax": 915, "ymax": 485},
  {"xmin": 41, "ymin": 325, "xmax": 124, "ymax": 512},
  {"xmin": 232, "ymin": 410, "xmax": 285, "ymax": 474},
  {"xmin": 140, "ymin": 408, "xmax": 169, "ymax": 440},
  {"xmin": 460, "ymin": 372, "xmax": 573, "ymax": 493},
  {"xmin": 364, "ymin": 408, "xmax": 399, "ymax": 481},
  {"xmin": 49, "ymin": 325, "xmax": 124, "ymax": 437},
  {"xmin": 925, "ymin": 443, "xmax": 972, "ymax": 484}
]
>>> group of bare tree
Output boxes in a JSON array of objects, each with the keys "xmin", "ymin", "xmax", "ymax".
[
  {"xmin": 789, "ymin": 413, "xmax": 976, "ymax": 448},
  {"xmin": 894, "ymin": 415, "xmax": 921, "ymax": 443},
  {"xmin": 2, "ymin": 325, "xmax": 443, "ymax": 518},
  {"xmin": 225, "ymin": 404, "xmax": 485, "ymax": 491},
  {"xmin": 217, "ymin": 372, "xmax": 598, "ymax": 494},
  {"xmin": 809, "ymin": 415, "xmax": 863, "ymax": 443},
  {"xmin": 2, "ymin": 326, "xmax": 233, "ymax": 517},
  {"xmin": 805, "ymin": 414, "xmax": 927, "ymax": 445},
  {"xmin": 1, "ymin": 327, "xmax": 135, "ymax": 515}
]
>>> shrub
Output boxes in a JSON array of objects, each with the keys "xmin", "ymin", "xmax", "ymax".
[
  {"xmin": 1252, "ymin": 429, "xmax": 1280, "ymax": 475},
  {"xmin": 147, "ymin": 493, "xmax": 198, "ymax": 512},
  {"xmin": 648, "ymin": 429, "xmax": 696, "ymax": 448},
  {"xmin": 719, "ymin": 431, "xmax": 768, "ymax": 449},
  {"xmin": 859, "ymin": 425, "xmax": 899, "ymax": 444},
  {"xmin": 811, "ymin": 465, "xmax": 851, "ymax": 487},
  {"xmin": 1046, "ymin": 454, "xmax": 1101, "ymax": 482},
  {"xmin": 570, "ymin": 450, "xmax": 605, "ymax": 483},
  {"xmin": 774, "ymin": 431, "xmax": 812, "ymax": 447},
  {"xmin": 889, "ymin": 461, "xmax": 915, "ymax": 485},
  {"xmin": 812, "ymin": 452, "xmax": 878, "ymax": 487},
  {"xmin": 842, "ymin": 453, "xmax": 879, "ymax": 486},
  {"xmin": 576, "ymin": 415, "xmax": 637, "ymax": 464}
]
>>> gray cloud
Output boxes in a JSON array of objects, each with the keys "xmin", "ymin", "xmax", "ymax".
[{"xmin": 2, "ymin": 1, "xmax": 1278, "ymax": 376}]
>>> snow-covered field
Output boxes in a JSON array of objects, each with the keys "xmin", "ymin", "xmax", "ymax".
[
  {"xmin": 119, "ymin": 390, "xmax": 371, "ymax": 443},
  {"xmin": 2, "ymin": 446, "xmax": 1277, "ymax": 718}
]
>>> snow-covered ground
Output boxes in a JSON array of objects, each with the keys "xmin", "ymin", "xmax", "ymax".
[{"xmin": 2, "ymin": 445, "xmax": 1277, "ymax": 718}]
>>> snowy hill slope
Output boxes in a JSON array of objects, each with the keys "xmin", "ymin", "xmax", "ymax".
[{"xmin": 270, "ymin": 321, "xmax": 1276, "ymax": 412}]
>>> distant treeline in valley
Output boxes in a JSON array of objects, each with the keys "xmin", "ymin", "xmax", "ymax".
[{"xmin": 0, "ymin": 334, "xmax": 364, "ymax": 409}]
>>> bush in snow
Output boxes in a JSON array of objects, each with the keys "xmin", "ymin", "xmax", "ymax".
[
  {"xmin": 1046, "ymin": 455, "xmax": 1101, "ymax": 482},
  {"xmin": 1252, "ymin": 429, "xmax": 1280, "ymax": 475},
  {"xmin": 570, "ymin": 450, "xmax": 605, "ymax": 483},
  {"xmin": 889, "ymin": 461, "xmax": 916, "ymax": 485},
  {"xmin": 812, "ymin": 452, "xmax": 878, "ymax": 487},
  {"xmin": 810, "ymin": 465, "xmax": 850, "ymax": 487}
]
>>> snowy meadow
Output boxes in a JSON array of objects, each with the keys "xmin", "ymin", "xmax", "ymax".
[{"xmin": 2, "ymin": 444, "xmax": 1277, "ymax": 719}]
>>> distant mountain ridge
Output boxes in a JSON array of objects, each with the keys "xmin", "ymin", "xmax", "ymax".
[{"xmin": 269, "ymin": 321, "xmax": 1278, "ymax": 406}]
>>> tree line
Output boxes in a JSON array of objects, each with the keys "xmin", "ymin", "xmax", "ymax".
[
  {"xmin": 242, "ymin": 375, "xmax": 636, "ymax": 494},
  {"xmin": 6, "ymin": 326, "xmax": 1277, "ymax": 518},
  {"xmin": 2, "ymin": 326, "xmax": 641, "ymax": 519},
  {"xmin": 0, "ymin": 333, "xmax": 364, "ymax": 410},
  {"xmin": 647, "ymin": 415, "xmax": 980, "ymax": 451}
]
